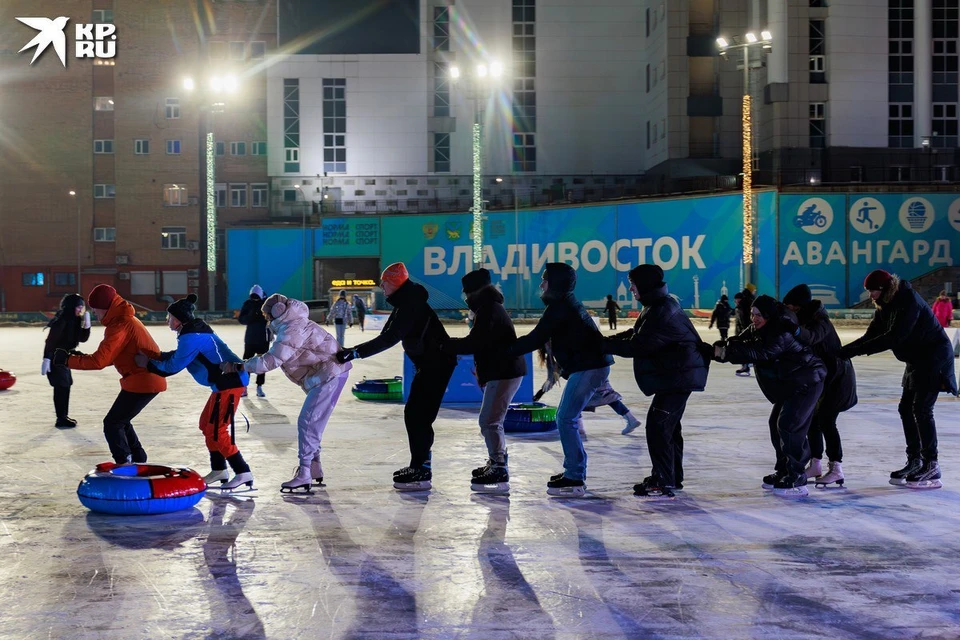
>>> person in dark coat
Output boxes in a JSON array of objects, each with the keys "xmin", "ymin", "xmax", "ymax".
[
  {"xmin": 604, "ymin": 294, "xmax": 620, "ymax": 330},
  {"xmin": 505, "ymin": 263, "xmax": 613, "ymax": 497},
  {"xmin": 602, "ymin": 265, "xmax": 709, "ymax": 497},
  {"xmin": 840, "ymin": 270, "xmax": 957, "ymax": 490},
  {"xmin": 733, "ymin": 288, "xmax": 756, "ymax": 376},
  {"xmin": 783, "ymin": 284, "xmax": 857, "ymax": 486},
  {"xmin": 353, "ymin": 294, "xmax": 367, "ymax": 332},
  {"xmin": 42, "ymin": 293, "xmax": 91, "ymax": 428},
  {"xmin": 714, "ymin": 294, "xmax": 826, "ymax": 497},
  {"xmin": 238, "ymin": 284, "xmax": 269, "ymax": 397},
  {"xmin": 336, "ymin": 263, "xmax": 456, "ymax": 491},
  {"xmin": 444, "ymin": 268, "xmax": 527, "ymax": 493},
  {"xmin": 708, "ymin": 294, "xmax": 733, "ymax": 341}
]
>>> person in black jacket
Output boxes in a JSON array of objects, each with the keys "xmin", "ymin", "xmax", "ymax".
[
  {"xmin": 336, "ymin": 262, "xmax": 456, "ymax": 491},
  {"xmin": 715, "ymin": 294, "xmax": 826, "ymax": 497},
  {"xmin": 42, "ymin": 293, "xmax": 91, "ymax": 428},
  {"xmin": 505, "ymin": 262, "xmax": 613, "ymax": 497},
  {"xmin": 783, "ymin": 284, "xmax": 857, "ymax": 487},
  {"xmin": 238, "ymin": 284, "xmax": 269, "ymax": 397},
  {"xmin": 444, "ymin": 269, "xmax": 527, "ymax": 494},
  {"xmin": 733, "ymin": 288, "xmax": 756, "ymax": 376},
  {"xmin": 604, "ymin": 294, "xmax": 620, "ymax": 330},
  {"xmin": 602, "ymin": 265, "xmax": 709, "ymax": 497},
  {"xmin": 708, "ymin": 294, "xmax": 733, "ymax": 341},
  {"xmin": 840, "ymin": 270, "xmax": 957, "ymax": 490}
]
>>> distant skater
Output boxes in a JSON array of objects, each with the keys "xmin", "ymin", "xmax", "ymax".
[{"xmin": 604, "ymin": 294, "xmax": 620, "ymax": 330}]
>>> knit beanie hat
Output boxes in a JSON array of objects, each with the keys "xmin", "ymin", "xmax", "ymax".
[
  {"xmin": 380, "ymin": 262, "xmax": 409, "ymax": 289},
  {"xmin": 167, "ymin": 293, "xmax": 198, "ymax": 323},
  {"xmin": 782, "ymin": 283, "xmax": 812, "ymax": 307},
  {"xmin": 461, "ymin": 268, "xmax": 492, "ymax": 295},
  {"xmin": 88, "ymin": 284, "xmax": 117, "ymax": 310},
  {"xmin": 261, "ymin": 293, "xmax": 288, "ymax": 318},
  {"xmin": 752, "ymin": 294, "xmax": 780, "ymax": 319},
  {"xmin": 863, "ymin": 269, "xmax": 894, "ymax": 291},
  {"xmin": 250, "ymin": 284, "xmax": 264, "ymax": 298},
  {"xmin": 628, "ymin": 264, "xmax": 665, "ymax": 295}
]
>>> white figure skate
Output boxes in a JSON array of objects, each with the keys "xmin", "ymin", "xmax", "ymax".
[
  {"xmin": 803, "ymin": 458, "xmax": 823, "ymax": 481},
  {"xmin": 814, "ymin": 461, "xmax": 845, "ymax": 489},
  {"xmin": 280, "ymin": 465, "xmax": 313, "ymax": 494},
  {"xmin": 203, "ymin": 469, "xmax": 229, "ymax": 487},
  {"xmin": 214, "ymin": 471, "xmax": 256, "ymax": 494}
]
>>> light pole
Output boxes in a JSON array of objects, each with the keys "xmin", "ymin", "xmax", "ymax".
[
  {"xmin": 182, "ymin": 73, "xmax": 239, "ymax": 311},
  {"xmin": 450, "ymin": 60, "xmax": 504, "ymax": 268},
  {"xmin": 69, "ymin": 190, "xmax": 80, "ymax": 291},
  {"xmin": 293, "ymin": 184, "xmax": 308, "ymax": 300},
  {"xmin": 718, "ymin": 31, "xmax": 772, "ymax": 288}
]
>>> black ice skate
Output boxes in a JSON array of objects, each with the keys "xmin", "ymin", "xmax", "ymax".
[
  {"xmin": 905, "ymin": 460, "xmax": 942, "ymax": 490},
  {"xmin": 889, "ymin": 457, "xmax": 923, "ymax": 486},
  {"xmin": 546, "ymin": 473, "xmax": 585, "ymax": 497},
  {"xmin": 211, "ymin": 471, "xmax": 257, "ymax": 494},
  {"xmin": 771, "ymin": 473, "xmax": 808, "ymax": 498},
  {"xmin": 633, "ymin": 476, "xmax": 675, "ymax": 499},
  {"xmin": 735, "ymin": 366, "xmax": 751, "ymax": 377},
  {"xmin": 393, "ymin": 466, "xmax": 432, "ymax": 492},
  {"xmin": 280, "ymin": 465, "xmax": 313, "ymax": 494},
  {"xmin": 471, "ymin": 465, "xmax": 509, "ymax": 495},
  {"xmin": 761, "ymin": 472, "xmax": 779, "ymax": 490}
]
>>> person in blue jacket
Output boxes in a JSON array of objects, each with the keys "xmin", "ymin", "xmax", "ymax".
[{"xmin": 135, "ymin": 294, "xmax": 256, "ymax": 493}]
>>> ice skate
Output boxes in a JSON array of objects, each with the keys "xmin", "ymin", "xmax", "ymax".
[
  {"xmin": 472, "ymin": 459, "xmax": 495, "ymax": 479},
  {"xmin": 803, "ymin": 458, "xmax": 822, "ymax": 480},
  {"xmin": 471, "ymin": 465, "xmax": 510, "ymax": 495},
  {"xmin": 203, "ymin": 468, "xmax": 229, "ymax": 487},
  {"xmin": 280, "ymin": 465, "xmax": 313, "ymax": 494},
  {"xmin": 889, "ymin": 457, "xmax": 923, "ymax": 486},
  {"xmin": 215, "ymin": 471, "xmax": 256, "ymax": 494},
  {"xmin": 310, "ymin": 458, "xmax": 324, "ymax": 485},
  {"xmin": 814, "ymin": 461, "xmax": 845, "ymax": 488},
  {"xmin": 546, "ymin": 474, "xmax": 585, "ymax": 497},
  {"xmin": 393, "ymin": 466, "xmax": 432, "ymax": 492},
  {"xmin": 772, "ymin": 474, "xmax": 808, "ymax": 498},
  {"xmin": 621, "ymin": 413, "xmax": 641, "ymax": 435},
  {"xmin": 55, "ymin": 417, "xmax": 77, "ymax": 429},
  {"xmin": 735, "ymin": 367, "xmax": 751, "ymax": 377},
  {"xmin": 633, "ymin": 476, "xmax": 675, "ymax": 499},
  {"xmin": 905, "ymin": 460, "xmax": 942, "ymax": 490},
  {"xmin": 761, "ymin": 472, "xmax": 779, "ymax": 490},
  {"xmin": 256, "ymin": 385, "xmax": 266, "ymax": 398}
]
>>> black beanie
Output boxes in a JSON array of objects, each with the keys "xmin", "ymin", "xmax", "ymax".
[
  {"xmin": 783, "ymin": 284, "xmax": 812, "ymax": 307},
  {"xmin": 167, "ymin": 293, "xmax": 198, "ymax": 323},
  {"xmin": 461, "ymin": 268, "xmax": 492, "ymax": 295},
  {"xmin": 628, "ymin": 264, "xmax": 665, "ymax": 295},
  {"xmin": 752, "ymin": 294, "xmax": 780, "ymax": 319}
]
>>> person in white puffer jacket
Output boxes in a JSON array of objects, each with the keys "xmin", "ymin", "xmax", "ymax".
[{"xmin": 221, "ymin": 293, "xmax": 352, "ymax": 492}]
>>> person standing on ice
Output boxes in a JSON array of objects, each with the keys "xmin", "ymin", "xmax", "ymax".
[
  {"xmin": 136, "ymin": 294, "xmax": 256, "ymax": 493},
  {"xmin": 604, "ymin": 294, "xmax": 620, "ymax": 330},
  {"xmin": 52, "ymin": 284, "xmax": 166, "ymax": 464},
  {"xmin": 601, "ymin": 265, "xmax": 710, "ymax": 498},
  {"xmin": 238, "ymin": 284, "xmax": 270, "ymax": 398},
  {"xmin": 931, "ymin": 290, "xmax": 953, "ymax": 328},
  {"xmin": 713, "ymin": 295, "xmax": 826, "ymax": 497},
  {"xmin": 329, "ymin": 290, "xmax": 354, "ymax": 347},
  {"xmin": 732, "ymin": 287, "xmax": 756, "ymax": 376},
  {"xmin": 353, "ymin": 294, "xmax": 367, "ymax": 332},
  {"xmin": 336, "ymin": 263, "xmax": 456, "ymax": 491},
  {"xmin": 782, "ymin": 284, "xmax": 857, "ymax": 488},
  {"xmin": 221, "ymin": 293, "xmax": 352, "ymax": 493},
  {"xmin": 441, "ymin": 268, "xmax": 526, "ymax": 494},
  {"xmin": 42, "ymin": 293, "xmax": 91, "ymax": 428},
  {"xmin": 708, "ymin": 294, "xmax": 733, "ymax": 342},
  {"xmin": 840, "ymin": 270, "xmax": 957, "ymax": 490},
  {"xmin": 505, "ymin": 263, "xmax": 613, "ymax": 497}
]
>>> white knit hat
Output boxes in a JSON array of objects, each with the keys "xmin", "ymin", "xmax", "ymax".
[{"xmin": 250, "ymin": 284, "xmax": 264, "ymax": 298}]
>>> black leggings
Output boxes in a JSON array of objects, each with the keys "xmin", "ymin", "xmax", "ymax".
[
  {"xmin": 103, "ymin": 390, "xmax": 158, "ymax": 463},
  {"xmin": 403, "ymin": 363, "xmax": 456, "ymax": 467}
]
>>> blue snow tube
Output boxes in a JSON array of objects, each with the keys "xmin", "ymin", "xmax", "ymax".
[
  {"xmin": 503, "ymin": 402, "xmax": 558, "ymax": 433},
  {"xmin": 77, "ymin": 462, "xmax": 207, "ymax": 515}
]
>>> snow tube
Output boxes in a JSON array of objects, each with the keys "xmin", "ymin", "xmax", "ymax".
[
  {"xmin": 352, "ymin": 376, "xmax": 403, "ymax": 402},
  {"xmin": 503, "ymin": 402, "xmax": 558, "ymax": 433},
  {"xmin": 77, "ymin": 462, "xmax": 206, "ymax": 515},
  {"xmin": 0, "ymin": 369, "xmax": 16, "ymax": 390}
]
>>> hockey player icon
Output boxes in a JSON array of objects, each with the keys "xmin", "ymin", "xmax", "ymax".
[{"xmin": 856, "ymin": 203, "xmax": 879, "ymax": 230}]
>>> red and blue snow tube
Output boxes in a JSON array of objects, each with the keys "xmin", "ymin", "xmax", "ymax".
[{"xmin": 77, "ymin": 462, "xmax": 207, "ymax": 515}]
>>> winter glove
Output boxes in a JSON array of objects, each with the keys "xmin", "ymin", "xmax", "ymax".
[
  {"xmin": 712, "ymin": 341, "xmax": 727, "ymax": 362},
  {"xmin": 82, "ymin": 311, "xmax": 91, "ymax": 329},
  {"xmin": 336, "ymin": 349, "xmax": 359, "ymax": 364},
  {"xmin": 696, "ymin": 341, "xmax": 715, "ymax": 364},
  {"xmin": 133, "ymin": 352, "xmax": 149, "ymax": 368},
  {"xmin": 532, "ymin": 388, "xmax": 545, "ymax": 403},
  {"xmin": 220, "ymin": 361, "xmax": 244, "ymax": 374},
  {"xmin": 52, "ymin": 349, "xmax": 70, "ymax": 366},
  {"xmin": 838, "ymin": 345, "xmax": 857, "ymax": 360},
  {"xmin": 41, "ymin": 358, "xmax": 51, "ymax": 375}
]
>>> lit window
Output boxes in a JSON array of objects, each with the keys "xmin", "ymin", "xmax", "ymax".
[
  {"xmin": 162, "ymin": 184, "xmax": 188, "ymax": 206},
  {"xmin": 22, "ymin": 272, "xmax": 44, "ymax": 287},
  {"xmin": 94, "ymin": 97, "xmax": 114, "ymax": 111}
]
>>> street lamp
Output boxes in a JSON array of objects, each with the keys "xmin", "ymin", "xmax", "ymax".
[
  {"xmin": 449, "ymin": 60, "xmax": 504, "ymax": 268},
  {"xmin": 182, "ymin": 73, "xmax": 240, "ymax": 311},
  {"xmin": 69, "ymin": 190, "xmax": 80, "ymax": 291},
  {"xmin": 718, "ymin": 30, "xmax": 772, "ymax": 288}
]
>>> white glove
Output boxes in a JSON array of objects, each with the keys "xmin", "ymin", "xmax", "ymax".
[
  {"xmin": 82, "ymin": 312, "xmax": 91, "ymax": 329},
  {"xmin": 41, "ymin": 358, "xmax": 51, "ymax": 375}
]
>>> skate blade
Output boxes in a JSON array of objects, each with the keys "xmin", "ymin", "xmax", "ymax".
[
  {"xmin": 212, "ymin": 484, "xmax": 257, "ymax": 495},
  {"xmin": 761, "ymin": 483, "xmax": 775, "ymax": 490},
  {"xmin": 772, "ymin": 487, "xmax": 809, "ymax": 498},
  {"xmin": 735, "ymin": 372, "xmax": 751, "ymax": 377},
  {"xmin": 393, "ymin": 481, "xmax": 432, "ymax": 492},
  {"xmin": 814, "ymin": 480, "xmax": 845, "ymax": 489},
  {"xmin": 546, "ymin": 486, "xmax": 586, "ymax": 497},
  {"xmin": 313, "ymin": 478, "xmax": 324, "ymax": 485},
  {"xmin": 905, "ymin": 480, "xmax": 943, "ymax": 490},
  {"xmin": 889, "ymin": 478, "xmax": 908, "ymax": 486},
  {"xmin": 280, "ymin": 484, "xmax": 313, "ymax": 494},
  {"xmin": 471, "ymin": 482, "xmax": 510, "ymax": 495},
  {"xmin": 634, "ymin": 491, "xmax": 675, "ymax": 500}
]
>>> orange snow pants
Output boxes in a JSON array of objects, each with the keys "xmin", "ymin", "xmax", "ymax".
[{"xmin": 199, "ymin": 388, "xmax": 244, "ymax": 458}]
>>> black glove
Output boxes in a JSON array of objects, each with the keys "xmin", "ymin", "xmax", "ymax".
[
  {"xmin": 52, "ymin": 348, "xmax": 71, "ymax": 366},
  {"xmin": 696, "ymin": 340, "xmax": 715, "ymax": 364},
  {"xmin": 532, "ymin": 389, "xmax": 545, "ymax": 403},
  {"xmin": 336, "ymin": 349, "xmax": 359, "ymax": 364},
  {"xmin": 838, "ymin": 345, "xmax": 856, "ymax": 360}
]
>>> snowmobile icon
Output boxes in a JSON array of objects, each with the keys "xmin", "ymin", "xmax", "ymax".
[{"xmin": 794, "ymin": 203, "xmax": 828, "ymax": 229}]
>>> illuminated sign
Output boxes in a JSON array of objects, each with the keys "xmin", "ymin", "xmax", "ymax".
[{"xmin": 331, "ymin": 279, "xmax": 376, "ymax": 287}]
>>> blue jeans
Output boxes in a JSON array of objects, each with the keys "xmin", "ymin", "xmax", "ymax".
[{"xmin": 556, "ymin": 366, "xmax": 610, "ymax": 481}]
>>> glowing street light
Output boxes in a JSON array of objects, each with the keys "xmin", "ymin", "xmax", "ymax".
[
  {"xmin": 182, "ymin": 77, "xmax": 195, "ymax": 91},
  {"xmin": 745, "ymin": 32, "xmax": 758, "ymax": 43}
]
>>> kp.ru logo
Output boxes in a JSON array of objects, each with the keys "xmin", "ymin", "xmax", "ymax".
[{"xmin": 17, "ymin": 16, "xmax": 116, "ymax": 67}]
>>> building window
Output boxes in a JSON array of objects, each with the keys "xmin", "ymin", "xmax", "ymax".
[
  {"xmin": 54, "ymin": 272, "xmax": 77, "ymax": 287},
  {"xmin": 512, "ymin": 0, "xmax": 537, "ymax": 167},
  {"xmin": 135, "ymin": 139, "xmax": 149, "ymax": 155},
  {"xmin": 809, "ymin": 20, "xmax": 826, "ymax": 83},
  {"xmin": 215, "ymin": 183, "xmax": 227, "ymax": 208},
  {"xmin": 92, "ymin": 9, "xmax": 113, "ymax": 23},
  {"xmin": 230, "ymin": 142, "xmax": 246, "ymax": 156},
  {"xmin": 284, "ymin": 78, "xmax": 300, "ymax": 173},
  {"xmin": 93, "ymin": 184, "xmax": 115, "ymax": 198},
  {"xmin": 22, "ymin": 272, "xmax": 44, "ymax": 287},
  {"xmin": 512, "ymin": 133, "xmax": 536, "ymax": 172},
  {"xmin": 163, "ymin": 184, "xmax": 188, "ymax": 206},
  {"xmin": 230, "ymin": 184, "xmax": 247, "ymax": 207},
  {"xmin": 252, "ymin": 142, "xmax": 267, "ymax": 155},
  {"xmin": 94, "ymin": 139, "xmax": 114, "ymax": 154},
  {"xmin": 434, "ymin": 62, "xmax": 450, "ymax": 117},
  {"xmin": 933, "ymin": 39, "xmax": 958, "ymax": 85},
  {"xmin": 165, "ymin": 98, "xmax": 180, "ymax": 119},
  {"xmin": 661, "ymin": 117, "xmax": 666, "ymax": 139},
  {"xmin": 166, "ymin": 140, "xmax": 181, "ymax": 155},
  {"xmin": 809, "ymin": 102, "xmax": 826, "ymax": 148},
  {"xmin": 646, "ymin": 8, "xmax": 650, "ymax": 37},
  {"xmin": 433, "ymin": 6, "xmax": 450, "ymax": 51},
  {"xmin": 216, "ymin": 141, "xmax": 225, "ymax": 156},
  {"xmin": 323, "ymin": 78, "xmax": 347, "ymax": 173},
  {"xmin": 646, "ymin": 64, "xmax": 650, "ymax": 92},
  {"xmin": 94, "ymin": 96, "xmax": 114, "ymax": 111},
  {"xmin": 285, "ymin": 148, "xmax": 299, "ymax": 163},
  {"xmin": 229, "ymin": 41, "xmax": 245, "ymax": 61},
  {"xmin": 94, "ymin": 227, "xmax": 116, "ymax": 242},
  {"xmin": 889, "ymin": 0, "xmax": 914, "ymax": 86},
  {"xmin": 250, "ymin": 41, "xmax": 266, "ymax": 59},
  {"xmin": 434, "ymin": 133, "xmax": 450, "ymax": 172},
  {"xmin": 161, "ymin": 227, "xmax": 187, "ymax": 250},
  {"xmin": 646, "ymin": 121, "xmax": 651, "ymax": 149},
  {"xmin": 888, "ymin": 103, "xmax": 914, "ymax": 147},
  {"xmin": 933, "ymin": 103, "xmax": 958, "ymax": 147},
  {"xmin": 251, "ymin": 183, "xmax": 268, "ymax": 207},
  {"xmin": 209, "ymin": 41, "xmax": 226, "ymax": 60}
]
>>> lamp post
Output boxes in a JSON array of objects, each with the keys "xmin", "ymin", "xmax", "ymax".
[
  {"xmin": 182, "ymin": 73, "xmax": 239, "ymax": 311},
  {"xmin": 69, "ymin": 190, "xmax": 80, "ymax": 291},
  {"xmin": 293, "ymin": 184, "xmax": 308, "ymax": 300},
  {"xmin": 450, "ymin": 61, "xmax": 504, "ymax": 269},
  {"xmin": 717, "ymin": 31, "xmax": 772, "ymax": 288}
]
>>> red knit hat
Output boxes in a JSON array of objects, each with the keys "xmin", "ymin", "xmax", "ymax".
[
  {"xmin": 380, "ymin": 262, "xmax": 409, "ymax": 289},
  {"xmin": 88, "ymin": 284, "xmax": 117, "ymax": 310},
  {"xmin": 863, "ymin": 269, "xmax": 893, "ymax": 291}
]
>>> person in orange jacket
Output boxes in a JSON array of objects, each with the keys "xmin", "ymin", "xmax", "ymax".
[{"xmin": 52, "ymin": 284, "xmax": 166, "ymax": 463}]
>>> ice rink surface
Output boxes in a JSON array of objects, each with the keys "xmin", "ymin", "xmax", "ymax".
[{"xmin": 0, "ymin": 321, "xmax": 958, "ymax": 639}]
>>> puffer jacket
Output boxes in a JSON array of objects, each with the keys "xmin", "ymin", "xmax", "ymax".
[
  {"xmin": 67, "ymin": 295, "xmax": 167, "ymax": 394},
  {"xmin": 932, "ymin": 296, "xmax": 953, "ymax": 328},
  {"xmin": 329, "ymin": 298, "xmax": 354, "ymax": 324},
  {"xmin": 793, "ymin": 300, "xmax": 857, "ymax": 413},
  {"xmin": 147, "ymin": 319, "xmax": 249, "ymax": 391},
  {"xmin": 244, "ymin": 298, "xmax": 352, "ymax": 390},
  {"xmin": 444, "ymin": 285, "xmax": 527, "ymax": 385},
  {"xmin": 709, "ymin": 299, "xmax": 732, "ymax": 330}
]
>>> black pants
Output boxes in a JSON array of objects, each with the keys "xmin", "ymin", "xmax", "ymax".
[
  {"xmin": 103, "ymin": 390, "xmax": 158, "ymax": 463},
  {"xmin": 898, "ymin": 388, "xmax": 940, "ymax": 461},
  {"xmin": 768, "ymin": 380, "xmax": 824, "ymax": 477},
  {"xmin": 47, "ymin": 365, "xmax": 73, "ymax": 420},
  {"xmin": 808, "ymin": 401, "xmax": 843, "ymax": 462},
  {"xmin": 403, "ymin": 362, "xmax": 456, "ymax": 467},
  {"xmin": 644, "ymin": 391, "xmax": 690, "ymax": 487},
  {"xmin": 243, "ymin": 343, "xmax": 268, "ymax": 386},
  {"xmin": 718, "ymin": 327, "xmax": 729, "ymax": 342},
  {"xmin": 608, "ymin": 315, "xmax": 617, "ymax": 330},
  {"xmin": 357, "ymin": 312, "xmax": 365, "ymax": 331}
]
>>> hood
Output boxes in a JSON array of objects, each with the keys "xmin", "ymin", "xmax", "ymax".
[
  {"xmin": 47, "ymin": 293, "xmax": 85, "ymax": 328},
  {"xmin": 101, "ymin": 295, "xmax": 136, "ymax": 326},
  {"xmin": 638, "ymin": 283, "xmax": 669, "ymax": 307},
  {"xmin": 796, "ymin": 300, "xmax": 824, "ymax": 324},
  {"xmin": 542, "ymin": 263, "xmax": 576, "ymax": 304},
  {"xmin": 466, "ymin": 285, "xmax": 504, "ymax": 312},
  {"xmin": 271, "ymin": 298, "xmax": 309, "ymax": 327},
  {"xmin": 386, "ymin": 279, "xmax": 429, "ymax": 307}
]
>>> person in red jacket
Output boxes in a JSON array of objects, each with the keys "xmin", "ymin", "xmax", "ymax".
[
  {"xmin": 931, "ymin": 290, "xmax": 953, "ymax": 328},
  {"xmin": 53, "ymin": 284, "xmax": 167, "ymax": 463}
]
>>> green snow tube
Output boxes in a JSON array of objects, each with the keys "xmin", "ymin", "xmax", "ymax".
[
  {"xmin": 503, "ymin": 402, "xmax": 558, "ymax": 433},
  {"xmin": 351, "ymin": 376, "xmax": 403, "ymax": 402}
]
